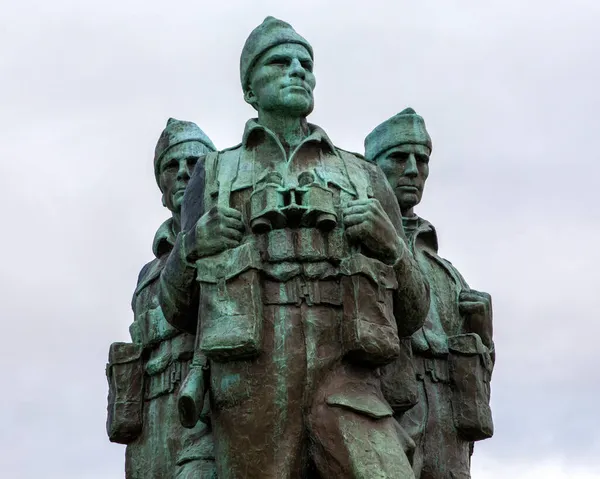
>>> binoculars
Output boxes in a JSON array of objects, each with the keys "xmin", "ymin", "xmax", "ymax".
[{"xmin": 249, "ymin": 171, "xmax": 337, "ymax": 234}]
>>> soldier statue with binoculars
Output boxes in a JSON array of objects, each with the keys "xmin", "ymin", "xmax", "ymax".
[{"xmin": 156, "ymin": 16, "xmax": 430, "ymax": 479}]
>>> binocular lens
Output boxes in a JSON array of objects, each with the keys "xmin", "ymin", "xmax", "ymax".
[
  {"xmin": 251, "ymin": 217, "xmax": 273, "ymax": 234},
  {"xmin": 316, "ymin": 213, "xmax": 337, "ymax": 231}
]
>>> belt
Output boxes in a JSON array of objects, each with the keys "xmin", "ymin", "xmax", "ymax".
[
  {"xmin": 145, "ymin": 359, "xmax": 191, "ymax": 400},
  {"xmin": 262, "ymin": 277, "xmax": 342, "ymax": 306},
  {"xmin": 413, "ymin": 355, "xmax": 450, "ymax": 384}
]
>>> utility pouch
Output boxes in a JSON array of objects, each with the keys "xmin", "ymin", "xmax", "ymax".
[
  {"xmin": 197, "ymin": 243, "xmax": 263, "ymax": 362},
  {"xmin": 106, "ymin": 342, "xmax": 143, "ymax": 444},
  {"xmin": 340, "ymin": 254, "xmax": 400, "ymax": 366},
  {"xmin": 448, "ymin": 333, "xmax": 494, "ymax": 441}
]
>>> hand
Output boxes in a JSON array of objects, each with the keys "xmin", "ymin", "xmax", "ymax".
[
  {"xmin": 343, "ymin": 199, "xmax": 403, "ymax": 264},
  {"xmin": 459, "ymin": 290, "xmax": 493, "ymax": 348},
  {"xmin": 184, "ymin": 206, "xmax": 244, "ymax": 260}
]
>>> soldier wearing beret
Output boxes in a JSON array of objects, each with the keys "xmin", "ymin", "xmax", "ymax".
[
  {"xmin": 158, "ymin": 17, "xmax": 430, "ymax": 479},
  {"xmin": 107, "ymin": 119, "xmax": 217, "ymax": 478},
  {"xmin": 365, "ymin": 108, "xmax": 495, "ymax": 479}
]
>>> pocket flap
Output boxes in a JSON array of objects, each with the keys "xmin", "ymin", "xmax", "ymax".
[
  {"xmin": 196, "ymin": 242, "xmax": 262, "ymax": 283},
  {"xmin": 448, "ymin": 333, "xmax": 486, "ymax": 356},
  {"xmin": 340, "ymin": 254, "xmax": 397, "ymax": 289},
  {"xmin": 145, "ymin": 353, "xmax": 172, "ymax": 376},
  {"xmin": 108, "ymin": 342, "xmax": 142, "ymax": 365},
  {"xmin": 326, "ymin": 392, "xmax": 393, "ymax": 419}
]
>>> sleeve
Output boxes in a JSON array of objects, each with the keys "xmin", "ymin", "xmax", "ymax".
[
  {"xmin": 128, "ymin": 261, "xmax": 153, "ymax": 345},
  {"xmin": 367, "ymin": 162, "xmax": 430, "ymax": 337},
  {"xmin": 157, "ymin": 155, "xmax": 208, "ymax": 334},
  {"xmin": 158, "ymin": 234, "xmax": 200, "ymax": 334}
]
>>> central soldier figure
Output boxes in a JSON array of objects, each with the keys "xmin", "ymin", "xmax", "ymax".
[{"xmin": 159, "ymin": 17, "xmax": 430, "ymax": 479}]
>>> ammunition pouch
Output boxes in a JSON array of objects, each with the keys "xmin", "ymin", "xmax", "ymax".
[
  {"xmin": 340, "ymin": 254, "xmax": 400, "ymax": 366},
  {"xmin": 106, "ymin": 342, "xmax": 143, "ymax": 444},
  {"xmin": 263, "ymin": 227, "xmax": 346, "ymax": 264},
  {"xmin": 448, "ymin": 333, "xmax": 494, "ymax": 441},
  {"xmin": 196, "ymin": 242, "xmax": 263, "ymax": 362}
]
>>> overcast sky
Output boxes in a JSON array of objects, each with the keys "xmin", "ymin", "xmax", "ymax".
[{"xmin": 1, "ymin": 1, "xmax": 599, "ymax": 478}]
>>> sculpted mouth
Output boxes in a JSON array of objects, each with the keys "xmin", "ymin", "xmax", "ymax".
[{"xmin": 284, "ymin": 83, "xmax": 309, "ymax": 92}]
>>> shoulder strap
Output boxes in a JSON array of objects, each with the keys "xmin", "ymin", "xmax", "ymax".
[
  {"xmin": 202, "ymin": 151, "xmax": 220, "ymax": 208},
  {"xmin": 214, "ymin": 148, "xmax": 242, "ymax": 208}
]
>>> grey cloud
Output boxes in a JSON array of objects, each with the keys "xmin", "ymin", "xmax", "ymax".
[{"xmin": 2, "ymin": 0, "xmax": 599, "ymax": 477}]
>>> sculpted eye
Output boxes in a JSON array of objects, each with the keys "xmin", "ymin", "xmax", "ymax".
[
  {"xmin": 268, "ymin": 56, "xmax": 288, "ymax": 66},
  {"xmin": 163, "ymin": 160, "xmax": 177, "ymax": 172},
  {"xmin": 389, "ymin": 152, "xmax": 409, "ymax": 162},
  {"xmin": 301, "ymin": 61, "xmax": 313, "ymax": 72},
  {"xmin": 417, "ymin": 154, "xmax": 430, "ymax": 164}
]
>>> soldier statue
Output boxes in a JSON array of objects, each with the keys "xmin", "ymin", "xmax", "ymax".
[
  {"xmin": 106, "ymin": 119, "xmax": 218, "ymax": 478},
  {"xmin": 157, "ymin": 17, "xmax": 430, "ymax": 479},
  {"xmin": 365, "ymin": 108, "xmax": 495, "ymax": 479}
]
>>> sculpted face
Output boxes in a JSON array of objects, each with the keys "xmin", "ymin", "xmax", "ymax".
[
  {"xmin": 376, "ymin": 143, "xmax": 430, "ymax": 215},
  {"xmin": 245, "ymin": 43, "xmax": 315, "ymax": 117},
  {"xmin": 158, "ymin": 141, "xmax": 207, "ymax": 214}
]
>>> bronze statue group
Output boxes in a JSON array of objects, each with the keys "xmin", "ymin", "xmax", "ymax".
[{"xmin": 106, "ymin": 17, "xmax": 494, "ymax": 479}]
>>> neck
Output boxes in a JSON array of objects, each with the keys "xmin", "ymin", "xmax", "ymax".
[
  {"xmin": 402, "ymin": 207, "xmax": 415, "ymax": 218},
  {"xmin": 258, "ymin": 111, "xmax": 309, "ymax": 151}
]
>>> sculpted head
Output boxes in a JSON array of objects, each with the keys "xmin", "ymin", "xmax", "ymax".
[
  {"xmin": 154, "ymin": 118, "xmax": 216, "ymax": 216},
  {"xmin": 365, "ymin": 108, "xmax": 432, "ymax": 216},
  {"xmin": 241, "ymin": 17, "xmax": 315, "ymax": 118}
]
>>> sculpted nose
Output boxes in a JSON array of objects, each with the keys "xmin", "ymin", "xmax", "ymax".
[
  {"xmin": 177, "ymin": 161, "xmax": 191, "ymax": 181},
  {"xmin": 404, "ymin": 154, "xmax": 418, "ymax": 177},
  {"xmin": 289, "ymin": 58, "xmax": 306, "ymax": 79}
]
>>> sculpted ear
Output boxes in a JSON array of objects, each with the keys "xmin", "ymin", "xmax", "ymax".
[
  {"xmin": 244, "ymin": 89, "xmax": 258, "ymax": 110},
  {"xmin": 161, "ymin": 194, "xmax": 167, "ymax": 208}
]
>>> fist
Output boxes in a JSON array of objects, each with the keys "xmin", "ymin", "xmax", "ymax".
[
  {"xmin": 343, "ymin": 199, "xmax": 403, "ymax": 265},
  {"xmin": 185, "ymin": 206, "xmax": 244, "ymax": 260},
  {"xmin": 459, "ymin": 290, "xmax": 493, "ymax": 349}
]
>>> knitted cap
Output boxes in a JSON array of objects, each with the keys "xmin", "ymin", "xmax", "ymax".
[
  {"xmin": 364, "ymin": 108, "xmax": 432, "ymax": 162},
  {"xmin": 240, "ymin": 16, "xmax": 313, "ymax": 92},
  {"xmin": 154, "ymin": 118, "xmax": 216, "ymax": 183}
]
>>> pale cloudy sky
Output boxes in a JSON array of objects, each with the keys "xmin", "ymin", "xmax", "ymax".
[{"xmin": 1, "ymin": 0, "xmax": 599, "ymax": 478}]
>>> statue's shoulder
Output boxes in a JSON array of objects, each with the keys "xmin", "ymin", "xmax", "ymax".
[
  {"xmin": 218, "ymin": 143, "xmax": 243, "ymax": 156},
  {"xmin": 336, "ymin": 146, "xmax": 380, "ymax": 179},
  {"xmin": 193, "ymin": 144, "xmax": 242, "ymax": 175},
  {"xmin": 211, "ymin": 144, "xmax": 243, "ymax": 171},
  {"xmin": 336, "ymin": 146, "xmax": 365, "ymax": 162},
  {"xmin": 131, "ymin": 256, "xmax": 165, "ymax": 312}
]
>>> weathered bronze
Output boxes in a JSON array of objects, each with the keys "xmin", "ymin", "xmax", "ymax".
[
  {"xmin": 156, "ymin": 16, "xmax": 430, "ymax": 479},
  {"xmin": 366, "ymin": 108, "xmax": 495, "ymax": 479},
  {"xmin": 106, "ymin": 18, "xmax": 496, "ymax": 479},
  {"xmin": 106, "ymin": 119, "xmax": 218, "ymax": 478}
]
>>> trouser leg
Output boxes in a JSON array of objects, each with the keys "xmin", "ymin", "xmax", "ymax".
[
  {"xmin": 209, "ymin": 305, "xmax": 307, "ymax": 478},
  {"xmin": 309, "ymin": 401, "xmax": 415, "ymax": 479}
]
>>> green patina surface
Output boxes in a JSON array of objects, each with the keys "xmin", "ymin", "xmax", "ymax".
[{"xmin": 106, "ymin": 16, "xmax": 494, "ymax": 479}]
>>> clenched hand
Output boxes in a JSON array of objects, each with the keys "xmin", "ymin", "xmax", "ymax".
[
  {"xmin": 184, "ymin": 206, "xmax": 244, "ymax": 260},
  {"xmin": 343, "ymin": 199, "xmax": 403, "ymax": 265}
]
